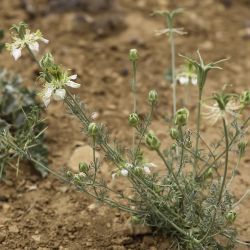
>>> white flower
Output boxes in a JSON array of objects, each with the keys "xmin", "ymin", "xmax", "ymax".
[
  {"xmin": 191, "ymin": 77, "xmax": 197, "ymax": 85},
  {"xmin": 6, "ymin": 29, "xmax": 49, "ymax": 60},
  {"xmin": 203, "ymin": 100, "xmax": 241, "ymax": 125},
  {"xmin": 143, "ymin": 162, "xmax": 157, "ymax": 174},
  {"xmin": 143, "ymin": 166, "xmax": 151, "ymax": 174},
  {"xmin": 12, "ymin": 47, "xmax": 22, "ymax": 61},
  {"xmin": 178, "ymin": 75, "xmax": 189, "ymax": 85},
  {"xmin": 41, "ymin": 74, "xmax": 80, "ymax": 107},
  {"xmin": 91, "ymin": 112, "xmax": 99, "ymax": 120},
  {"xmin": 120, "ymin": 169, "xmax": 128, "ymax": 176}
]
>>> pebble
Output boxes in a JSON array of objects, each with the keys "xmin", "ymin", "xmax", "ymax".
[{"xmin": 8, "ymin": 225, "xmax": 19, "ymax": 233}]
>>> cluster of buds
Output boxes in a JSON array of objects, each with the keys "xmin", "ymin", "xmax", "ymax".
[
  {"xmin": 174, "ymin": 108, "xmax": 189, "ymax": 126},
  {"xmin": 6, "ymin": 22, "xmax": 48, "ymax": 60},
  {"xmin": 145, "ymin": 130, "xmax": 161, "ymax": 150}
]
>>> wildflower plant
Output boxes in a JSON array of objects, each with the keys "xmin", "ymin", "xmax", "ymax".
[
  {"xmin": 0, "ymin": 68, "xmax": 48, "ymax": 178},
  {"xmin": 3, "ymin": 20, "xmax": 250, "ymax": 249}
]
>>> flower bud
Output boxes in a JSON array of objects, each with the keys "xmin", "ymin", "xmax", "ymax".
[
  {"xmin": 131, "ymin": 215, "xmax": 140, "ymax": 224},
  {"xmin": 148, "ymin": 90, "xmax": 158, "ymax": 106},
  {"xmin": 174, "ymin": 108, "xmax": 189, "ymax": 126},
  {"xmin": 73, "ymin": 173, "xmax": 81, "ymax": 183},
  {"xmin": 226, "ymin": 211, "xmax": 237, "ymax": 224},
  {"xmin": 145, "ymin": 130, "xmax": 161, "ymax": 150},
  {"xmin": 79, "ymin": 162, "xmax": 89, "ymax": 172},
  {"xmin": 88, "ymin": 122, "xmax": 98, "ymax": 137},
  {"xmin": 40, "ymin": 53, "xmax": 54, "ymax": 69},
  {"xmin": 129, "ymin": 49, "xmax": 138, "ymax": 61},
  {"xmin": 170, "ymin": 127, "xmax": 180, "ymax": 140},
  {"xmin": 128, "ymin": 113, "xmax": 139, "ymax": 127},
  {"xmin": 204, "ymin": 168, "xmax": 213, "ymax": 179},
  {"xmin": 238, "ymin": 141, "xmax": 247, "ymax": 157},
  {"xmin": 66, "ymin": 170, "xmax": 73, "ymax": 178},
  {"xmin": 240, "ymin": 91, "xmax": 250, "ymax": 107}
]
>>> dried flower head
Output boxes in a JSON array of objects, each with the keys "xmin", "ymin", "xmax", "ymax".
[{"xmin": 203, "ymin": 93, "xmax": 241, "ymax": 125}]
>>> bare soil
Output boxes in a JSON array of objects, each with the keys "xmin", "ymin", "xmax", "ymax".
[{"xmin": 0, "ymin": 0, "xmax": 250, "ymax": 249}]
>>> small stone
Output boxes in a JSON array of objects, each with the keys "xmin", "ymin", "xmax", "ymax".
[
  {"xmin": 32, "ymin": 234, "xmax": 41, "ymax": 242},
  {"xmin": 86, "ymin": 242, "xmax": 92, "ymax": 247},
  {"xmin": 8, "ymin": 225, "xmax": 19, "ymax": 233},
  {"xmin": 87, "ymin": 203, "xmax": 98, "ymax": 211}
]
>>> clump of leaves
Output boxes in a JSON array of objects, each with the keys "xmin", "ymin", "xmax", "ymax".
[{"xmin": 0, "ymin": 68, "xmax": 48, "ymax": 178}]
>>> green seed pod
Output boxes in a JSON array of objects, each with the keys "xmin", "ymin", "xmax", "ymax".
[
  {"xmin": 128, "ymin": 113, "xmax": 140, "ymax": 127},
  {"xmin": 148, "ymin": 90, "xmax": 158, "ymax": 106},
  {"xmin": 79, "ymin": 162, "xmax": 89, "ymax": 172},
  {"xmin": 174, "ymin": 108, "xmax": 189, "ymax": 126},
  {"xmin": 129, "ymin": 48, "xmax": 138, "ymax": 61},
  {"xmin": 170, "ymin": 127, "xmax": 180, "ymax": 140},
  {"xmin": 145, "ymin": 130, "xmax": 161, "ymax": 150},
  {"xmin": 226, "ymin": 211, "xmax": 237, "ymax": 224},
  {"xmin": 88, "ymin": 122, "xmax": 98, "ymax": 137},
  {"xmin": 238, "ymin": 141, "xmax": 247, "ymax": 157}
]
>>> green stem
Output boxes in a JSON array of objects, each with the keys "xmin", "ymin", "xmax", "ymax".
[
  {"xmin": 156, "ymin": 148, "xmax": 189, "ymax": 202},
  {"xmin": 170, "ymin": 29, "xmax": 177, "ymax": 116},
  {"xmin": 131, "ymin": 60, "xmax": 137, "ymax": 154},
  {"xmin": 199, "ymin": 117, "xmax": 229, "ymax": 243},
  {"xmin": 194, "ymin": 88, "xmax": 203, "ymax": 176},
  {"xmin": 198, "ymin": 116, "xmax": 250, "ymax": 178}
]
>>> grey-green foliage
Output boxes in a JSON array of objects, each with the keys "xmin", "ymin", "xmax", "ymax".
[{"xmin": 0, "ymin": 68, "xmax": 48, "ymax": 178}]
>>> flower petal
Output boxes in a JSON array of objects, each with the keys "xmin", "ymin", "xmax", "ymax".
[
  {"xmin": 43, "ymin": 96, "xmax": 51, "ymax": 107},
  {"xmin": 143, "ymin": 166, "xmax": 151, "ymax": 174},
  {"xmin": 40, "ymin": 38, "xmax": 49, "ymax": 44},
  {"xmin": 191, "ymin": 77, "xmax": 198, "ymax": 85},
  {"xmin": 29, "ymin": 42, "xmax": 39, "ymax": 52},
  {"xmin": 178, "ymin": 75, "xmax": 189, "ymax": 85},
  {"xmin": 66, "ymin": 80, "xmax": 80, "ymax": 88},
  {"xmin": 69, "ymin": 74, "xmax": 77, "ymax": 80},
  {"xmin": 53, "ymin": 88, "xmax": 66, "ymax": 100},
  {"xmin": 120, "ymin": 169, "xmax": 128, "ymax": 176},
  {"xmin": 44, "ymin": 86, "xmax": 54, "ymax": 99},
  {"xmin": 12, "ymin": 48, "xmax": 22, "ymax": 60}
]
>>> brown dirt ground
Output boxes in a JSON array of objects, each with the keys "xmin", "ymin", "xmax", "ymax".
[{"xmin": 0, "ymin": 0, "xmax": 250, "ymax": 249}]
